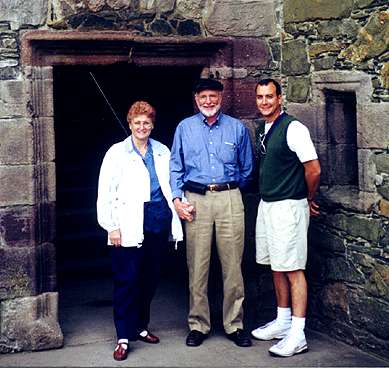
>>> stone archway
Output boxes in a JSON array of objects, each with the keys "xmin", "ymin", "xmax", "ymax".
[{"xmin": 0, "ymin": 30, "xmax": 265, "ymax": 352}]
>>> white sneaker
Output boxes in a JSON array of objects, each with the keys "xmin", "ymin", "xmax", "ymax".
[
  {"xmin": 268, "ymin": 333, "xmax": 308, "ymax": 357},
  {"xmin": 251, "ymin": 320, "xmax": 290, "ymax": 340}
]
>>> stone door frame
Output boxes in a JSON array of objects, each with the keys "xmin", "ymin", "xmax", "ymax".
[{"xmin": 6, "ymin": 30, "xmax": 251, "ymax": 352}]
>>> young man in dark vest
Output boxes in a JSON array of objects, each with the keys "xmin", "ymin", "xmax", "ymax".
[{"xmin": 251, "ymin": 78, "xmax": 321, "ymax": 357}]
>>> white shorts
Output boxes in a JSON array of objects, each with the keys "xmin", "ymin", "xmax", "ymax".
[{"xmin": 255, "ymin": 198, "xmax": 310, "ymax": 272}]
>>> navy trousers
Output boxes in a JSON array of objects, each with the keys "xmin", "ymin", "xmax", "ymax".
[{"xmin": 111, "ymin": 230, "xmax": 169, "ymax": 341}]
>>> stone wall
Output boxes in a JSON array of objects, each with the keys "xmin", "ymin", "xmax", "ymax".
[
  {"xmin": 281, "ymin": 0, "xmax": 389, "ymax": 358},
  {"xmin": 0, "ymin": 0, "xmax": 388, "ymax": 359}
]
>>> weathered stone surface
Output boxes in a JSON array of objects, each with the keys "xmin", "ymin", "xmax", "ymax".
[
  {"xmin": 0, "ymin": 80, "xmax": 28, "ymax": 118},
  {"xmin": 0, "ymin": 165, "xmax": 35, "ymax": 206},
  {"xmin": 328, "ymin": 213, "xmax": 383, "ymax": 243},
  {"xmin": 358, "ymin": 103, "xmax": 389, "ymax": 149},
  {"xmin": 317, "ymin": 19, "xmax": 359, "ymax": 39},
  {"xmin": 0, "ymin": 292, "xmax": 63, "ymax": 352},
  {"xmin": 381, "ymin": 62, "xmax": 389, "ymax": 89},
  {"xmin": 379, "ymin": 198, "xmax": 389, "ymax": 217},
  {"xmin": 205, "ymin": 0, "xmax": 276, "ymax": 37},
  {"xmin": 232, "ymin": 38, "xmax": 271, "ymax": 68},
  {"xmin": 284, "ymin": 0, "xmax": 354, "ymax": 23},
  {"xmin": 354, "ymin": 0, "xmax": 375, "ymax": 8},
  {"xmin": 107, "ymin": 0, "xmax": 129, "ymax": 10},
  {"xmin": 341, "ymin": 11, "xmax": 389, "ymax": 63},
  {"xmin": 282, "ymin": 40, "xmax": 310, "ymax": 76},
  {"xmin": 358, "ymin": 149, "xmax": 376, "ymax": 193},
  {"xmin": 0, "ymin": 66, "xmax": 20, "ymax": 80},
  {"xmin": 349, "ymin": 293, "xmax": 389, "ymax": 339},
  {"xmin": 0, "ymin": 118, "xmax": 33, "ymax": 164},
  {"xmin": 375, "ymin": 153, "xmax": 389, "ymax": 174},
  {"xmin": 309, "ymin": 42, "xmax": 348, "ymax": 58},
  {"xmin": 324, "ymin": 256, "xmax": 365, "ymax": 284},
  {"xmin": 319, "ymin": 282, "xmax": 349, "ymax": 319},
  {"xmin": 377, "ymin": 177, "xmax": 389, "ymax": 200},
  {"xmin": 139, "ymin": 0, "xmax": 175, "ymax": 13},
  {"xmin": 150, "ymin": 19, "xmax": 174, "ymax": 35},
  {"xmin": 85, "ymin": 0, "xmax": 105, "ymax": 12},
  {"xmin": 176, "ymin": 0, "xmax": 206, "ymax": 19},
  {"xmin": 313, "ymin": 56, "xmax": 337, "ymax": 71},
  {"xmin": 327, "ymin": 144, "xmax": 358, "ymax": 185},
  {"xmin": 0, "ymin": 0, "xmax": 47, "ymax": 28},
  {"xmin": 367, "ymin": 262, "xmax": 389, "ymax": 301},
  {"xmin": 231, "ymin": 79, "xmax": 259, "ymax": 119},
  {"xmin": 0, "ymin": 206, "xmax": 35, "ymax": 247},
  {"xmin": 309, "ymin": 226, "xmax": 346, "ymax": 253},
  {"xmin": 286, "ymin": 76, "xmax": 310, "ymax": 103},
  {"xmin": 177, "ymin": 20, "xmax": 201, "ymax": 36},
  {"xmin": 320, "ymin": 186, "xmax": 379, "ymax": 213},
  {"xmin": 0, "ymin": 247, "xmax": 36, "ymax": 300}
]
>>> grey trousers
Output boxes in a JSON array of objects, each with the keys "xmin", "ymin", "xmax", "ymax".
[{"xmin": 185, "ymin": 188, "xmax": 245, "ymax": 334}]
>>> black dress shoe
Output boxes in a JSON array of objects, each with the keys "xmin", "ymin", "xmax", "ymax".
[
  {"xmin": 186, "ymin": 330, "xmax": 207, "ymax": 347},
  {"xmin": 227, "ymin": 329, "xmax": 252, "ymax": 347}
]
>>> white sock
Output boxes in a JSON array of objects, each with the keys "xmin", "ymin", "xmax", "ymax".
[
  {"xmin": 276, "ymin": 307, "xmax": 291, "ymax": 327},
  {"xmin": 118, "ymin": 338, "xmax": 128, "ymax": 347},
  {"xmin": 291, "ymin": 316, "xmax": 305, "ymax": 336}
]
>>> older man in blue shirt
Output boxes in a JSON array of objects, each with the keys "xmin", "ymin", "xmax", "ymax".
[{"xmin": 170, "ymin": 78, "xmax": 254, "ymax": 348}]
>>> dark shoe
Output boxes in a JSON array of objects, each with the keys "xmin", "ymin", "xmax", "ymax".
[
  {"xmin": 186, "ymin": 330, "xmax": 208, "ymax": 347},
  {"xmin": 138, "ymin": 330, "xmax": 160, "ymax": 344},
  {"xmin": 227, "ymin": 329, "xmax": 252, "ymax": 347},
  {"xmin": 113, "ymin": 342, "xmax": 128, "ymax": 361}
]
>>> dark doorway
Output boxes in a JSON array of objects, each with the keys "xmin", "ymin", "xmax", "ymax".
[{"xmin": 53, "ymin": 64, "xmax": 201, "ymax": 280}]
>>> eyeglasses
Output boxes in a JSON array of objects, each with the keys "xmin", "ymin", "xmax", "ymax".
[{"xmin": 259, "ymin": 133, "xmax": 266, "ymax": 155}]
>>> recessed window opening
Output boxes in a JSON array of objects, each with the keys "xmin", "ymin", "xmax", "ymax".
[{"xmin": 325, "ymin": 90, "xmax": 358, "ymax": 187}]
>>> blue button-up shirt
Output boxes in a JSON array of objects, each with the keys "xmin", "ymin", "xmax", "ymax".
[
  {"xmin": 132, "ymin": 138, "xmax": 164, "ymax": 202},
  {"xmin": 170, "ymin": 112, "xmax": 254, "ymax": 198}
]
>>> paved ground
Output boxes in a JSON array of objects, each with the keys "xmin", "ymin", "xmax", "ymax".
[{"xmin": 1, "ymin": 271, "xmax": 389, "ymax": 367}]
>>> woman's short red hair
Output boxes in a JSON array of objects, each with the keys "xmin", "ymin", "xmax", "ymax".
[{"xmin": 127, "ymin": 101, "xmax": 156, "ymax": 123}]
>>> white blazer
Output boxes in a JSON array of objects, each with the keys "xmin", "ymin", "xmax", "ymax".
[{"xmin": 97, "ymin": 136, "xmax": 183, "ymax": 247}]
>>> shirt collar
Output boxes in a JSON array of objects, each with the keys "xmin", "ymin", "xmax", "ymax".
[{"xmin": 198, "ymin": 111, "xmax": 223, "ymax": 127}]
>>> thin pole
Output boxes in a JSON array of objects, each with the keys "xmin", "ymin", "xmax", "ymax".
[{"xmin": 89, "ymin": 72, "xmax": 128, "ymax": 137}]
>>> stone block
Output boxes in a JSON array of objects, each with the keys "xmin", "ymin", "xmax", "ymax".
[
  {"xmin": 0, "ymin": 0, "xmax": 47, "ymax": 28},
  {"xmin": 0, "ymin": 292, "xmax": 63, "ymax": 352},
  {"xmin": 284, "ymin": 0, "xmax": 353, "ymax": 23},
  {"xmin": 34, "ymin": 117, "xmax": 56, "ymax": 163},
  {"xmin": 342, "ymin": 11, "xmax": 389, "ymax": 63},
  {"xmin": 328, "ymin": 144, "xmax": 358, "ymax": 185},
  {"xmin": 377, "ymin": 178, "xmax": 389, "ymax": 200},
  {"xmin": 320, "ymin": 186, "xmax": 379, "ymax": 213},
  {"xmin": 358, "ymin": 102, "xmax": 389, "ymax": 149},
  {"xmin": 139, "ymin": 0, "xmax": 175, "ymax": 13},
  {"xmin": 349, "ymin": 293, "xmax": 389, "ymax": 340},
  {"xmin": 0, "ymin": 80, "xmax": 28, "ymax": 118},
  {"xmin": 358, "ymin": 149, "xmax": 376, "ymax": 193},
  {"xmin": 318, "ymin": 282, "xmax": 349, "ymax": 320},
  {"xmin": 0, "ymin": 165, "xmax": 35, "ymax": 206},
  {"xmin": 374, "ymin": 153, "xmax": 389, "ymax": 174},
  {"xmin": 313, "ymin": 56, "xmax": 337, "ymax": 71},
  {"xmin": 309, "ymin": 226, "xmax": 346, "ymax": 253},
  {"xmin": 0, "ymin": 118, "xmax": 34, "ymax": 165},
  {"xmin": 367, "ymin": 262, "xmax": 389, "ymax": 301},
  {"xmin": 176, "ymin": 0, "xmax": 206, "ymax": 19},
  {"xmin": 281, "ymin": 40, "xmax": 310, "ymax": 76},
  {"xmin": 309, "ymin": 41, "xmax": 348, "ymax": 58},
  {"xmin": 286, "ymin": 76, "xmax": 310, "ymax": 103},
  {"xmin": 379, "ymin": 199, "xmax": 389, "ymax": 217},
  {"xmin": 0, "ymin": 247, "xmax": 36, "ymax": 300},
  {"xmin": 205, "ymin": 0, "xmax": 276, "ymax": 37},
  {"xmin": 317, "ymin": 19, "xmax": 359, "ymax": 39},
  {"xmin": 36, "ymin": 242, "xmax": 57, "ymax": 292},
  {"xmin": 0, "ymin": 206, "xmax": 36, "ymax": 247},
  {"xmin": 232, "ymin": 38, "xmax": 271, "ymax": 68},
  {"xmin": 324, "ymin": 256, "xmax": 365, "ymax": 284},
  {"xmin": 314, "ymin": 143, "xmax": 329, "ymax": 185},
  {"xmin": 230, "ymin": 79, "xmax": 258, "ymax": 119},
  {"xmin": 177, "ymin": 20, "xmax": 201, "ymax": 36}
]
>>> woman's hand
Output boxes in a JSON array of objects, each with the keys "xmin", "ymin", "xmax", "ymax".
[{"xmin": 109, "ymin": 229, "xmax": 122, "ymax": 247}]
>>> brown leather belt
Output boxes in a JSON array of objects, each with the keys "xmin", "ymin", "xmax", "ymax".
[{"xmin": 206, "ymin": 182, "xmax": 238, "ymax": 192}]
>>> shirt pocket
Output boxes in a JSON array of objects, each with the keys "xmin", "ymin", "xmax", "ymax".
[{"xmin": 218, "ymin": 141, "xmax": 237, "ymax": 163}]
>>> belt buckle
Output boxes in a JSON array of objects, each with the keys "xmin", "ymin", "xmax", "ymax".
[{"xmin": 208, "ymin": 184, "xmax": 217, "ymax": 192}]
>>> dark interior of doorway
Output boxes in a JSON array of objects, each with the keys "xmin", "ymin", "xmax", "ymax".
[{"xmin": 53, "ymin": 64, "xmax": 201, "ymax": 281}]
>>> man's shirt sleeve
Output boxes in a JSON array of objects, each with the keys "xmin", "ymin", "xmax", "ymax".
[
  {"xmin": 238, "ymin": 125, "xmax": 254, "ymax": 189},
  {"xmin": 170, "ymin": 124, "xmax": 185, "ymax": 199}
]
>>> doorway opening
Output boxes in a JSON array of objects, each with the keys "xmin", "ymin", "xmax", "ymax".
[{"xmin": 53, "ymin": 64, "xmax": 202, "ymax": 342}]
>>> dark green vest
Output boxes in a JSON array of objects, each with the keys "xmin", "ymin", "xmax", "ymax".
[{"xmin": 257, "ymin": 113, "xmax": 307, "ymax": 202}]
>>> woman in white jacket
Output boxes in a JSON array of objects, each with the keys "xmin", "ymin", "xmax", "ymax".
[{"xmin": 97, "ymin": 101, "xmax": 183, "ymax": 361}]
